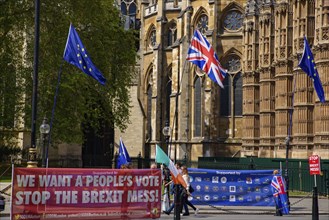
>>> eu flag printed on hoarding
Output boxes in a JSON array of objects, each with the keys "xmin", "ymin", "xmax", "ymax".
[{"xmin": 188, "ymin": 168, "xmax": 275, "ymax": 206}]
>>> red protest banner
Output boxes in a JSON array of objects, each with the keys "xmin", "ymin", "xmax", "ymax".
[
  {"xmin": 309, "ymin": 155, "xmax": 321, "ymax": 175},
  {"xmin": 12, "ymin": 168, "xmax": 161, "ymax": 220}
]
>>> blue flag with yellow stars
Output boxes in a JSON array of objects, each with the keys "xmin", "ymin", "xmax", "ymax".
[
  {"xmin": 63, "ymin": 24, "xmax": 106, "ymax": 85},
  {"xmin": 298, "ymin": 36, "xmax": 325, "ymax": 103},
  {"xmin": 117, "ymin": 137, "xmax": 131, "ymax": 169}
]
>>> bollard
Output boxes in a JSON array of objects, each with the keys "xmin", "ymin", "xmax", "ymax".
[
  {"xmin": 137, "ymin": 152, "xmax": 142, "ymax": 169},
  {"xmin": 173, "ymin": 185, "xmax": 181, "ymax": 220},
  {"xmin": 114, "ymin": 152, "xmax": 118, "ymax": 169},
  {"xmin": 312, "ymin": 186, "xmax": 319, "ymax": 220},
  {"xmin": 275, "ymin": 203, "xmax": 282, "ymax": 216}
]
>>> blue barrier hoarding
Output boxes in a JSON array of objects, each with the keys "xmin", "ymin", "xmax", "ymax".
[{"xmin": 188, "ymin": 168, "xmax": 275, "ymax": 206}]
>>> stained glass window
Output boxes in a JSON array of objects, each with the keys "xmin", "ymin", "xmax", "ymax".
[
  {"xmin": 228, "ymin": 58, "xmax": 241, "ymax": 73},
  {"xmin": 223, "ymin": 55, "xmax": 241, "ymax": 73},
  {"xmin": 120, "ymin": 0, "xmax": 137, "ymax": 30},
  {"xmin": 220, "ymin": 76, "xmax": 231, "ymax": 116},
  {"xmin": 197, "ymin": 14, "xmax": 208, "ymax": 34},
  {"xmin": 233, "ymin": 73, "xmax": 243, "ymax": 116},
  {"xmin": 148, "ymin": 27, "xmax": 157, "ymax": 48},
  {"xmin": 223, "ymin": 11, "xmax": 243, "ymax": 31},
  {"xmin": 220, "ymin": 55, "xmax": 242, "ymax": 116}
]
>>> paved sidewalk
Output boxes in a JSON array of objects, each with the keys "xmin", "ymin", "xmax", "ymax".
[{"xmin": 1, "ymin": 196, "xmax": 328, "ymax": 217}]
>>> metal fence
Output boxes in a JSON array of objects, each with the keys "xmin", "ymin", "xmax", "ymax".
[{"xmin": 96, "ymin": 154, "xmax": 329, "ymax": 196}]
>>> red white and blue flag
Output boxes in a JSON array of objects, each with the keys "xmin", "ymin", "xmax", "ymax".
[
  {"xmin": 187, "ymin": 30, "xmax": 227, "ymax": 88},
  {"xmin": 271, "ymin": 175, "xmax": 286, "ymax": 195},
  {"xmin": 271, "ymin": 175, "xmax": 290, "ymax": 214}
]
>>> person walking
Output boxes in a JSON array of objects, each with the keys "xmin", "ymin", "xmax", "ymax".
[
  {"xmin": 150, "ymin": 162, "xmax": 157, "ymax": 169},
  {"xmin": 161, "ymin": 164, "xmax": 171, "ymax": 212},
  {"xmin": 163, "ymin": 162, "xmax": 184, "ymax": 215},
  {"xmin": 181, "ymin": 166, "xmax": 199, "ymax": 216}
]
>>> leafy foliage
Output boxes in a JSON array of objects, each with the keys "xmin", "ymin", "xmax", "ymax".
[
  {"xmin": 0, "ymin": 0, "xmax": 137, "ymax": 149},
  {"xmin": 0, "ymin": 145, "xmax": 22, "ymax": 162}
]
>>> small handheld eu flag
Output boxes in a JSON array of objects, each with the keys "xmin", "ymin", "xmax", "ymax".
[
  {"xmin": 63, "ymin": 24, "xmax": 106, "ymax": 85},
  {"xmin": 298, "ymin": 36, "xmax": 325, "ymax": 103},
  {"xmin": 117, "ymin": 138, "xmax": 131, "ymax": 169}
]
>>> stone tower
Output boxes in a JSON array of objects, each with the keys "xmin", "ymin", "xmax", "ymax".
[{"xmin": 116, "ymin": 0, "xmax": 329, "ymax": 162}]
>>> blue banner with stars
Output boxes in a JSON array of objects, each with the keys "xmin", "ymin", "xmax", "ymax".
[
  {"xmin": 188, "ymin": 168, "xmax": 275, "ymax": 206},
  {"xmin": 63, "ymin": 24, "xmax": 106, "ymax": 85}
]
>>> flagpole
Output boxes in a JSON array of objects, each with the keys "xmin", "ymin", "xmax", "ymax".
[
  {"xmin": 169, "ymin": 25, "xmax": 195, "ymax": 163},
  {"xmin": 168, "ymin": 5, "xmax": 194, "ymax": 220},
  {"xmin": 170, "ymin": 58, "xmax": 189, "ymax": 162},
  {"xmin": 285, "ymin": 57, "xmax": 298, "ymax": 209},
  {"xmin": 45, "ymin": 60, "xmax": 64, "ymax": 168}
]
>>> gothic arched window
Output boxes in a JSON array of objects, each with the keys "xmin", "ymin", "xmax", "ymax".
[
  {"xmin": 148, "ymin": 26, "xmax": 157, "ymax": 49},
  {"xmin": 146, "ymin": 69, "xmax": 153, "ymax": 141},
  {"xmin": 226, "ymin": 55, "xmax": 241, "ymax": 73},
  {"xmin": 193, "ymin": 77, "xmax": 202, "ymax": 137},
  {"xmin": 220, "ymin": 54, "xmax": 242, "ymax": 116},
  {"xmin": 167, "ymin": 21, "xmax": 177, "ymax": 47},
  {"xmin": 120, "ymin": 0, "xmax": 137, "ymax": 30},
  {"xmin": 223, "ymin": 10, "xmax": 243, "ymax": 31},
  {"xmin": 233, "ymin": 73, "xmax": 243, "ymax": 116},
  {"xmin": 196, "ymin": 13, "xmax": 209, "ymax": 34},
  {"xmin": 165, "ymin": 68, "xmax": 172, "ymax": 121},
  {"xmin": 220, "ymin": 76, "xmax": 231, "ymax": 116}
]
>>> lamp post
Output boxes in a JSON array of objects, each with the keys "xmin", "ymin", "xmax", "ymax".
[
  {"xmin": 162, "ymin": 121, "xmax": 172, "ymax": 159},
  {"xmin": 27, "ymin": 0, "xmax": 40, "ymax": 168},
  {"xmin": 40, "ymin": 117, "xmax": 50, "ymax": 167},
  {"xmin": 162, "ymin": 121, "xmax": 180, "ymax": 220},
  {"xmin": 284, "ymin": 136, "xmax": 291, "ymax": 210}
]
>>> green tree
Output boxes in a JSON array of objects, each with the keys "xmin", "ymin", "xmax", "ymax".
[{"xmin": 0, "ymin": 0, "xmax": 137, "ymax": 157}]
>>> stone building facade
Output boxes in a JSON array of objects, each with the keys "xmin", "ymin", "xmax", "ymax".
[{"xmin": 116, "ymin": 0, "xmax": 329, "ymax": 162}]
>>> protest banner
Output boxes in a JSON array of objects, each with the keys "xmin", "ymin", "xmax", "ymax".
[
  {"xmin": 12, "ymin": 168, "xmax": 161, "ymax": 220},
  {"xmin": 188, "ymin": 168, "xmax": 275, "ymax": 206},
  {"xmin": 309, "ymin": 155, "xmax": 321, "ymax": 175}
]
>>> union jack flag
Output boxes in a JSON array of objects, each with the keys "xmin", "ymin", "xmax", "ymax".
[
  {"xmin": 271, "ymin": 175, "xmax": 286, "ymax": 196},
  {"xmin": 271, "ymin": 175, "xmax": 290, "ymax": 214},
  {"xmin": 187, "ymin": 30, "xmax": 227, "ymax": 88}
]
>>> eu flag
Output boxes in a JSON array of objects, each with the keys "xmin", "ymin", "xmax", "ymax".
[
  {"xmin": 298, "ymin": 36, "xmax": 325, "ymax": 103},
  {"xmin": 271, "ymin": 175, "xmax": 290, "ymax": 215},
  {"xmin": 117, "ymin": 138, "xmax": 131, "ymax": 169},
  {"xmin": 63, "ymin": 24, "xmax": 106, "ymax": 85}
]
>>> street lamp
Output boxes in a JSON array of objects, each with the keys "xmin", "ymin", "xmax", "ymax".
[
  {"xmin": 284, "ymin": 136, "xmax": 291, "ymax": 209},
  {"xmin": 27, "ymin": 0, "xmax": 40, "ymax": 168},
  {"xmin": 163, "ymin": 121, "xmax": 180, "ymax": 220},
  {"xmin": 162, "ymin": 120, "xmax": 172, "ymax": 159},
  {"xmin": 40, "ymin": 117, "xmax": 50, "ymax": 167}
]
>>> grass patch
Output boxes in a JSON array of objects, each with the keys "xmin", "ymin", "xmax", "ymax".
[
  {"xmin": 0, "ymin": 176, "xmax": 11, "ymax": 183},
  {"xmin": 289, "ymin": 190, "xmax": 312, "ymax": 197},
  {"xmin": 0, "ymin": 163, "xmax": 13, "ymax": 183}
]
